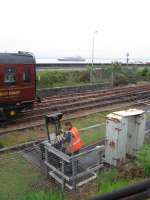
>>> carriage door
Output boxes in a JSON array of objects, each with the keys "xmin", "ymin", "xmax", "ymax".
[{"xmin": 23, "ymin": 68, "xmax": 31, "ymax": 84}]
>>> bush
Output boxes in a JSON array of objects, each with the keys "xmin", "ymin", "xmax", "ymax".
[
  {"xmin": 36, "ymin": 65, "xmax": 150, "ymax": 89},
  {"xmin": 103, "ymin": 64, "xmax": 139, "ymax": 86},
  {"xmin": 140, "ymin": 68, "xmax": 149, "ymax": 77},
  {"xmin": 136, "ymin": 144, "xmax": 150, "ymax": 176},
  {"xmin": 36, "ymin": 70, "xmax": 89, "ymax": 88}
]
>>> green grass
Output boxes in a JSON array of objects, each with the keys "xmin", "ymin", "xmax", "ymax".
[
  {"xmin": 67, "ymin": 112, "xmax": 107, "ymax": 129},
  {"xmin": 96, "ymin": 146, "xmax": 149, "ymax": 196},
  {"xmin": 0, "ymin": 153, "xmax": 43, "ymax": 200},
  {"xmin": 100, "ymin": 179, "xmax": 129, "ymax": 194},
  {"xmin": 0, "ymin": 128, "xmax": 46, "ymax": 147},
  {"xmin": 136, "ymin": 144, "xmax": 150, "ymax": 176},
  {"xmin": 20, "ymin": 191, "xmax": 66, "ymax": 200},
  {"xmin": 0, "ymin": 104, "xmax": 140, "ymax": 149},
  {"xmin": 97, "ymin": 169, "xmax": 134, "ymax": 194},
  {"xmin": 0, "ymin": 112, "xmax": 107, "ymax": 148},
  {"xmin": 81, "ymin": 125, "xmax": 105, "ymax": 146},
  {"xmin": 0, "ymin": 109, "xmax": 126, "ymax": 148},
  {"xmin": 0, "ymin": 127, "xmax": 148, "ymax": 200}
]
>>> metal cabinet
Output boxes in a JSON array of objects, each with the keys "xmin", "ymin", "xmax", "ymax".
[
  {"xmin": 105, "ymin": 113, "xmax": 128, "ymax": 166},
  {"xmin": 105, "ymin": 109, "xmax": 145, "ymax": 166},
  {"xmin": 127, "ymin": 113, "xmax": 145, "ymax": 155}
]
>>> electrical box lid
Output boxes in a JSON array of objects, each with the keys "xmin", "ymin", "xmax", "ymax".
[
  {"xmin": 113, "ymin": 109, "xmax": 145, "ymax": 117},
  {"xmin": 107, "ymin": 113, "xmax": 123, "ymax": 121}
]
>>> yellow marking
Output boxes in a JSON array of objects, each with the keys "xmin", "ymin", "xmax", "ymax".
[
  {"xmin": 0, "ymin": 92, "xmax": 8, "ymax": 97},
  {"xmin": 0, "ymin": 85, "xmax": 35, "ymax": 91},
  {"xmin": 0, "ymin": 90, "xmax": 20, "ymax": 97},
  {"xmin": 9, "ymin": 90, "xmax": 20, "ymax": 95}
]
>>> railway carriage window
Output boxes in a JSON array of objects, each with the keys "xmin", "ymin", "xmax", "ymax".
[
  {"xmin": 4, "ymin": 67, "xmax": 16, "ymax": 86},
  {"xmin": 23, "ymin": 69, "xmax": 31, "ymax": 82}
]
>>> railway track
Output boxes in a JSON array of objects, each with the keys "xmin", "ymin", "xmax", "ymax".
[
  {"xmin": 1, "ymin": 84, "xmax": 150, "ymax": 134},
  {"xmin": 18, "ymin": 84, "xmax": 150, "ymax": 121}
]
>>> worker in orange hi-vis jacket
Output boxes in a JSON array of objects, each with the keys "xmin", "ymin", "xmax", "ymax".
[{"xmin": 64, "ymin": 121, "xmax": 84, "ymax": 155}]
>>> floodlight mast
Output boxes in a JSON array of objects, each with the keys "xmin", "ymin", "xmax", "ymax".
[
  {"xmin": 91, "ymin": 30, "xmax": 99, "ymax": 83},
  {"xmin": 126, "ymin": 52, "xmax": 130, "ymax": 66}
]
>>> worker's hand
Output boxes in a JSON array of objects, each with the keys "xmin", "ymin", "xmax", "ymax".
[
  {"xmin": 57, "ymin": 134, "xmax": 65, "ymax": 142},
  {"xmin": 60, "ymin": 129, "xmax": 64, "ymax": 134}
]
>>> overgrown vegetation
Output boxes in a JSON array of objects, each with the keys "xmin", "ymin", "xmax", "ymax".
[
  {"xmin": 97, "ymin": 169, "xmax": 129, "ymax": 194},
  {"xmin": 102, "ymin": 64, "xmax": 150, "ymax": 86},
  {"xmin": 96, "ymin": 145, "xmax": 150, "ymax": 195},
  {"xmin": 136, "ymin": 144, "xmax": 150, "ymax": 176},
  {"xmin": 36, "ymin": 65, "xmax": 150, "ymax": 89},
  {"xmin": 137, "ymin": 67, "xmax": 150, "ymax": 79},
  {"xmin": 36, "ymin": 70, "xmax": 90, "ymax": 88}
]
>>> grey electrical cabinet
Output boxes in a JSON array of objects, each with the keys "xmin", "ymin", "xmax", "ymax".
[
  {"xmin": 105, "ymin": 109, "xmax": 145, "ymax": 166},
  {"xmin": 126, "ymin": 111, "xmax": 145, "ymax": 155},
  {"xmin": 105, "ymin": 113, "xmax": 128, "ymax": 166}
]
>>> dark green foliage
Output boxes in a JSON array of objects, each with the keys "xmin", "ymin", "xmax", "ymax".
[
  {"xmin": 140, "ymin": 67, "xmax": 149, "ymax": 76},
  {"xmin": 36, "ymin": 70, "xmax": 89, "ymax": 88},
  {"xmin": 36, "ymin": 65, "xmax": 150, "ymax": 89},
  {"xmin": 0, "ymin": 141, "xmax": 4, "ymax": 148},
  {"xmin": 136, "ymin": 144, "xmax": 150, "ymax": 176},
  {"xmin": 136, "ymin": 67, "xmax": 150, "ymax": 82},
  {"xmin": 103, "ymin": 63, "xmax": 150, "ymax": 86}
]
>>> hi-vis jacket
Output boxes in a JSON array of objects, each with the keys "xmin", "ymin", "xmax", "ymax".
[{"xmin": 67, "ymin": 127, "xmax": 84, "ymax": 153}]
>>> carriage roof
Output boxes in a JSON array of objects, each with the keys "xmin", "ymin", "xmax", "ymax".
[{"xmin": 0, "ymin": 52, "xmax": 35, "ymax": 64}]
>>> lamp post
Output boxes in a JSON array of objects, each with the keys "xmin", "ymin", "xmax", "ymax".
[
  {"xmin": 126, "ymin": 52, "xmax": 130, "ymax": 66},
  {"xmin": 90, "ymin": 30, "xmax": 98, "ymax": 83}
]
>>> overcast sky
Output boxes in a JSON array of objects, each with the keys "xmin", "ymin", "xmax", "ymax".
[{"xmin": 0, "ymin": 0, "xmax": 150, "ymax": 58}]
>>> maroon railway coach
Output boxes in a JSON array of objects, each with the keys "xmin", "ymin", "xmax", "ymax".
[{"xmin": 0, "ymin": 51, "xmax": 36, "ymax": 121}]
